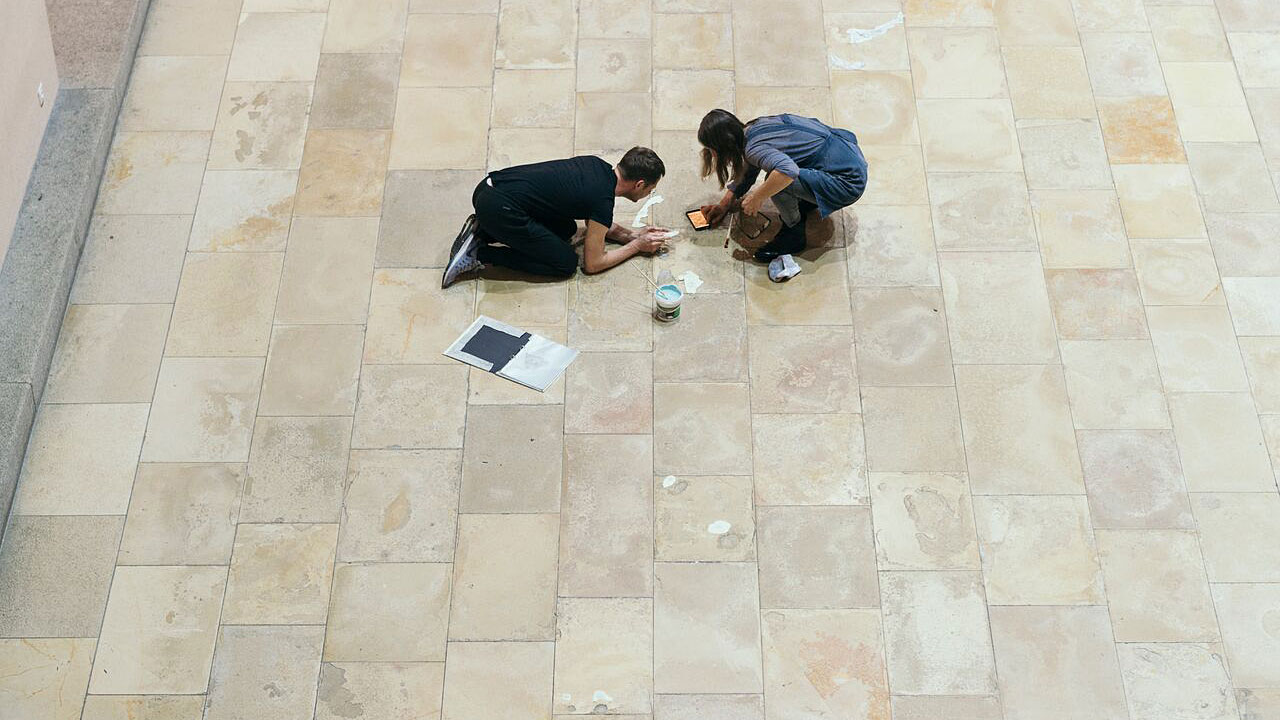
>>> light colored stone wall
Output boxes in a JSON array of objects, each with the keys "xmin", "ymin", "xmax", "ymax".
[{"xmin": 0, "ymin": 0, "xmax": 59, "ymax": 258}]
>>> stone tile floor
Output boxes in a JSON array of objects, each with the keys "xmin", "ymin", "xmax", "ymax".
[{"xmin": 2, "ymin": 0, "xmax": 1280, "ymax": 718}]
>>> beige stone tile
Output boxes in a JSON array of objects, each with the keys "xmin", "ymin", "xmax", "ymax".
[
  {"xmin": 402, "ymin": 14, "xmax": 495, "ymax": 87},
  {"xmin": 1192, "ymin": 493, "xmax": 1280, "ymax": 583},
  {"xmin": 390, "ymin": 88, "xmax": 490, "ymax": 169},
  {"xmin": 908, "ymin": 28, "xmax": 1006, "ymax": 99},
  {"xmin": 1164, "ymin": 62, "xmax": 1258, "ymax": 142},
  {"xmin": 658, "ymin": 0, "xmax": 729, "ymax": 9},
  {"xmin": 902, "ymin": 0, "xmax": 993, "ymax": 25},
  {"xmin": 737, "ymin": 85, "xmax": 833, "ymax": 124},
  {"xmin": 1081, "ymin": 33, "xmax": 1165, "ymax": 96},
  {"xmin": 918, "ymin": 99, "xmax": 1020, "ymax": 171},
  {"xmin": 1060, "ymin": 340, "xmax": 1170, "ymax": 430},
  {"xmin": 410, "ymin": 0, "xmax": 496, "ymax": 10},
  {"xmin": 654, "ymin": 562, "xmax": 763, "ymax": 693},
  {"xmin": 495, "ymin": 0, "xmax": 575, "ymax": 68},
  {"xmin": 1147, "ymin": 306, "xmax": 1250, "ymax": 392},
  {"xmin": 939, "ymin": 251, "xmax": 1058, "ymax": 363},
  {"xmin": 142, "ymin": 357, "xmax": 264, "ymax": 462},
  {"xmin": 72, "ymin": 215, "xmax": 191, "ymax": 304},
  {"xmin": 45, "ymin": 304, "xmax": 168, "ymax": 404},
  {"xmin": 276, "ymin": 216, "xmax": 377, "ymax": 324},
  {"xmin": 468, "ymin": 324, "xmax": 568, "ymax": 405},
  {"xmin": 870, "ymin": 472, "xmax": 979, "ymax": 570},
  {"xmin": 259, "ymin": 325, "xmax": 363, "ymax": 416},
  {"xmin": 96, "ymin": 132, "xmax": 209, "ymax": 214},
  {"xmin": 1211, "ymin": 584, "xmax": 1280, "ymax": 687},
  {"xmin": 560, "ymin": 434, "xmax": 654, "ymax": 596},
  {"xmin": 315, "ymin": 663, "xmax": 444, "ymax": 720},
  {"xmin": 353, "ymin": 365, "xmax": 468, "ymax": 449},
  {"xmin": 14, "ymin": 404, "xmax": 147, "ymax": 516},
  {"xmin": 1118, "ymin": 644, "xmax": 1239, "ymax": 720},
  {"xmin": 846, "ymin": 205, "xmax": 940, "ymax": 286},
  {"xmin": 654, "ymin": 382, "xmax": 751, "ymax": 475},
  {"xmin": 989, "ymin": 606, "xmax": 1127, "ymax": 720},
  {"xmin": 928, "ymin": 172, "xmax": 1036, "ymax": 250},
  {"xmin": 118, "ymin": 463, "xmax": 244, "ymax": 565},
  {"xmin": 1217, "ymin": 0, "xmax": 1280, "ymax": 29},
  {"xmin": 578, "ymin": 38, "xmax": 651, "ymax": 92},
  {"xmin": 956, "ymin": 364, "xmax": 1083, "ymax": 494},
  {"xmin": 1016, "ymin": 118, "xmax": 1113, "ymax": 189},
  {"xmin": 460, "ymin": 405, "xmax": 562, "ymax": 512},
  {"xmin": 655, "ymin": 475, "xmax": 754, "ymax": 561},
  {"xmin": 581, "ymin": 0, "xmax": 652, "ymax": 37},
  {"xmin": 1079, "ymin": 430, "xmax": 1193, "ymax": 529},
  {"xmin": 209, "ymin": 82, "xmax": 312, "ymax": 170},
  {"xmin": 205, "ymin": 626, "xmax": 323, "ymax": 720},
  {"xmin": 654, "ymin": 70, "xmax": 735, "ymax": 131},
  {"xmin": 1229, "ymin": 32, "xmax": 1280, "ymax": 87},
  {"xmin": 1096, "ymin": 96, "xmax": 1186, "ymax": 164},
  {"xmin": 993, "ymin": 0, "xmax": 1077, "ymax": 45},
  {"xmin": 0, "ymin": 516, "xmax": 123, "ymax": 637},
  {"xmin": 569, "ymin": 264, "xmax": 654, "ymax": 351},
  {"xmin": 892, "ymin": 696, "xmax": 1003, "ymax": 720},
  {"xmin": 746, "ymin": 325, "xmax": 858, "ymax": 412},
  {"xmin": 852, "ymin": 287, "xmax": 951, "ymax": 385},
  {"xmin": 975, "ymin": 495, "xmax": 1104, "ymax": 604},
  {"xmin": 450, "ymin": 514, "xmax": 557, "ymax": 640},
  {"xmin": 244, "ymin": 0, "xmax": 328, "ymax": 9},
  {"xmin": 476, "ymin": 276, "xmax": 567, "ymax": 326},
  {"xmin": 312, "ymin": 54, "xmax": 400, "ymax": 129},
  {"xmin": 1169, "ymin": 392, "xmax": 1275, "ymax": 491},
  {"xmin": 1030, "ymin": 190, "xmax": 1129, "ymax": 268},
  {"xmin": 554, "ymin": 598, "xmax": 653, "ymax": 715},
  {"xmin": 1096, "ymin": 529, "xmax": 1219, "ymax": 641},
  {"xmin": 881, "ymin": 572, "xmax": 997, "ymax": 695},
  {"xmin": 745, "ymin": 249, "xmax": 853, "ymax": 325},
  {"xmin": 1148, "ymin": 6, "xmax": 1231, "ymax": 61},
  {"xmin": 491, "ymin": 69, "xmax": 575, "ymax": 128},
  {"xmin": 0, "ymin": 638, "xmax": 94, "ymax": 720},
  {"xmin": 863, "ymin": 386, "xmax": 966, "ymax": 472},
  {"xmin": 294, "ymin": 129, "xmax": 391, "ymax": 216},
  {"xmin": 1072, "ymin": 0, "xmax": 1148, "ymax": 31},
  {"xmin": 188, "ymin": 171, "xmax": 296, "ymax": 252},
  {"xmin": 1238, "ymin": 688, "xmax": 1280, "ymax": 720},
  {"xmin": 228, "ymin": 13, "xmax": 326, "ymax": 81},
  {"xmin": 1003, "ymin": 45, "xmax": 1094, "ymax": 118},
  {"xmin": 325, "ymin": 563, "xmax": 451, "ymax": 661},
  {"xmin": 222, "ymin": 523, "xmax": 337, "ymax": 624},
  {"xmin": 241, "ymin": 416, "xmax": 351, "ymax": 522},
  {"xmin": 1241, "ymin": 338, "xmax": 1280, "ymax": 413},
  {"xmin": 753, "ymin": 413, "xmax": 867, "ymax": 506},
  {"xmin": 120, "ymin": 56, "xmax": 226, "ymax": 133},
  {"xmin": 655, "ymin": 13, "xmax": 733, "ymax": 69},
  {"xmin": 758, "ymin": 506, "xmax": 878, "ymax": 608},
  {"xmin": 574, "ymin": 92, "xmax": 654, "ymax": 156},
  {"xmin": 564, "ymin": 351, "xmax": 652, "ymax": 433},
  {"xmin": 1265, "ymin": 416, "xmax": 1280, "ymax": 483},
  {"xmin": 1112, "ymin": 164, "xmax": 1207, "ymax": 238},
  {"xmin": 653, "ymin": 694, "xmax": 762, "ymax": 719},
  {"xmin": 1130, "ymin": 240, "xmax": 1223, "ymax": 306},
  {"xmin": 1045, "ymin": 269, "xmax": 1148, "ymax": 340},
  {"xmin": 488, "ymin": 128, "xmax": 575, "ymax": 171},
  {"xmin": 139, "ymin": 0, "xmax": 242, "ymax": 56},
  {"xmin": 653, "ymin": 294, "xmax": 747, "ymax": 382},
  {"xmin": 760, "ymin": 609, "xmax": 890, "ymax": 719},
  {"xmin": 1249, "ymin": 89, "xmax": 1280, "ymax": 168},
  {"xmin": 364, "ymin": 268, "xmax": 474, "ymax": 363},
  {"xmin": 858, "ymin": 144, "xmax": 929, "ymax": 205},
  {"xmin": 826, "ymin": 12, "xmax": 910, "ymax": 71},
  {"xmin": 81, "ymin": 695, "xmax": 206, "ymax": 720},
  {"xmin": 90, "ymin": 566, "xmax": 226, "ymax": 694},
  {"xmin": 441, "ymin": 642, "xmax": 554, "ymax": 719},
  {"xmin": 732, "ymin": 0, "xmax": 827, "ymax": 86},
  {"xmin": 1187, "ymin": 142, "xmax": 1280, "ymax": 212},
  {"xmin": 323, "ymin": 0, "xmax": 408, "ymax": 53},
  {"xmin": 1206, "ymin": 212, "xmax": 1280, "ymax": 277},
  {"xmin": 339, "ymin": 450, "xmax": 459, "ymax": 563},
  {"xmin": 167, "ymin": 252, "xmax": 283, "ymax": 355}
]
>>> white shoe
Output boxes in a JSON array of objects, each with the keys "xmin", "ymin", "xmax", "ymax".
[{"xmin": 442, "ymin": 225, "xmax": 483, "ymax": 289}]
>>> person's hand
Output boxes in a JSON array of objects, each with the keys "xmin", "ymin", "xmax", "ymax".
[
  {"xmin": 701, "ymin": 203, "xmax": 728, "ymax": 227},
  {"xmin": 631, "ymin": 232, "xmax": 667, "ymax": 254},
  {"xmin": 741, "ymin": 192, "xmax": 764, "ymax": 217}
]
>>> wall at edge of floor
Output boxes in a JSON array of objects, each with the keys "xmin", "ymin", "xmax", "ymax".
[{"xmin": 0, "ymin": 0, "xmax": 59, "ymax": 261}]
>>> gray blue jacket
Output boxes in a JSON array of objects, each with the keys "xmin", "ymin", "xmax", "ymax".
[{"xmin": 728, "ymin": 114, "xmax": 868, "ymax": 218}]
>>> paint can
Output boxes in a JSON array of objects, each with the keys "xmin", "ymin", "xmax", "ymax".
[{"xmin": 654, "ymin": 284, "xmax": 682, "ymax": 322}]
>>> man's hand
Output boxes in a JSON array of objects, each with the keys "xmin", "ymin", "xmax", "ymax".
[{"xmin": 630, "ymin": 228, "xmax": 669, "ymax": 254}]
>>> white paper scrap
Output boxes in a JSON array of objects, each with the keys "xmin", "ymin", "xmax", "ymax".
[
  {"xmin": 632, "ymin": 193, "xmax": 664, "ymax": 227},
  {"xmin": 678, "ymin": 270, "xmax": 704, "ymax": 294}
]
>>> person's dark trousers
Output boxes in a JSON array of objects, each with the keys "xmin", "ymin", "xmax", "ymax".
[{"xmin": 471, "ymin": 180, "xmax": 579, "ymax": 278}]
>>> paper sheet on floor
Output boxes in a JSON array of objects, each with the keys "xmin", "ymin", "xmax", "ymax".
[{"xmin": 443, "ymin": 316, "xmax": 578, "ymax": 392}]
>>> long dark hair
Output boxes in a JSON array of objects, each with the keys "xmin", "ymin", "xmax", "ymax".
[{"xmin": 698, "ymin": 109, "xmax": 746, "ymax": 189}]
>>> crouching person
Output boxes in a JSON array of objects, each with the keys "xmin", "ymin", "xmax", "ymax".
[{"xmin": 442, "ymin": 147, "xmax": 670, "ymax": 288}]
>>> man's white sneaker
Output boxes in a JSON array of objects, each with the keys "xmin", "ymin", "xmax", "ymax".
[{"xmin": 442, "ymin": 229, "xmax": 483, "ymax": 289}]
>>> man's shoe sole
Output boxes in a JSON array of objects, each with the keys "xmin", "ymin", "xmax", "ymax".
[{"xmin": 442, "ymin": 232, "xmax": 478, "ymax": 289}]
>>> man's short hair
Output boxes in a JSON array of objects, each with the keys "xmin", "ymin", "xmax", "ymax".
[{"xmin": 618, "ymin": 146, "xmax": 666, "ymax": 185}]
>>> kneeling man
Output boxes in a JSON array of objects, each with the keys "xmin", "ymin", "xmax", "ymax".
[{"xmin": 443, "ymin": 147, "xmax": 669, "ymax": 288}]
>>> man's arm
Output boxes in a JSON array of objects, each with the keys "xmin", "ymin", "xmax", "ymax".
[
  {"xmin": 582, "ymin": 220, "xmax": 664, "ymax": 274},
  {"xmin": 605, "ymin": 223, "xmax": 637, "ymax": 245}
]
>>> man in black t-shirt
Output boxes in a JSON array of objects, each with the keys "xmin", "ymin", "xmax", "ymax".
[{"xmin": 442, "ymin": 147, "xmax": 669, "ymax": 288}]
